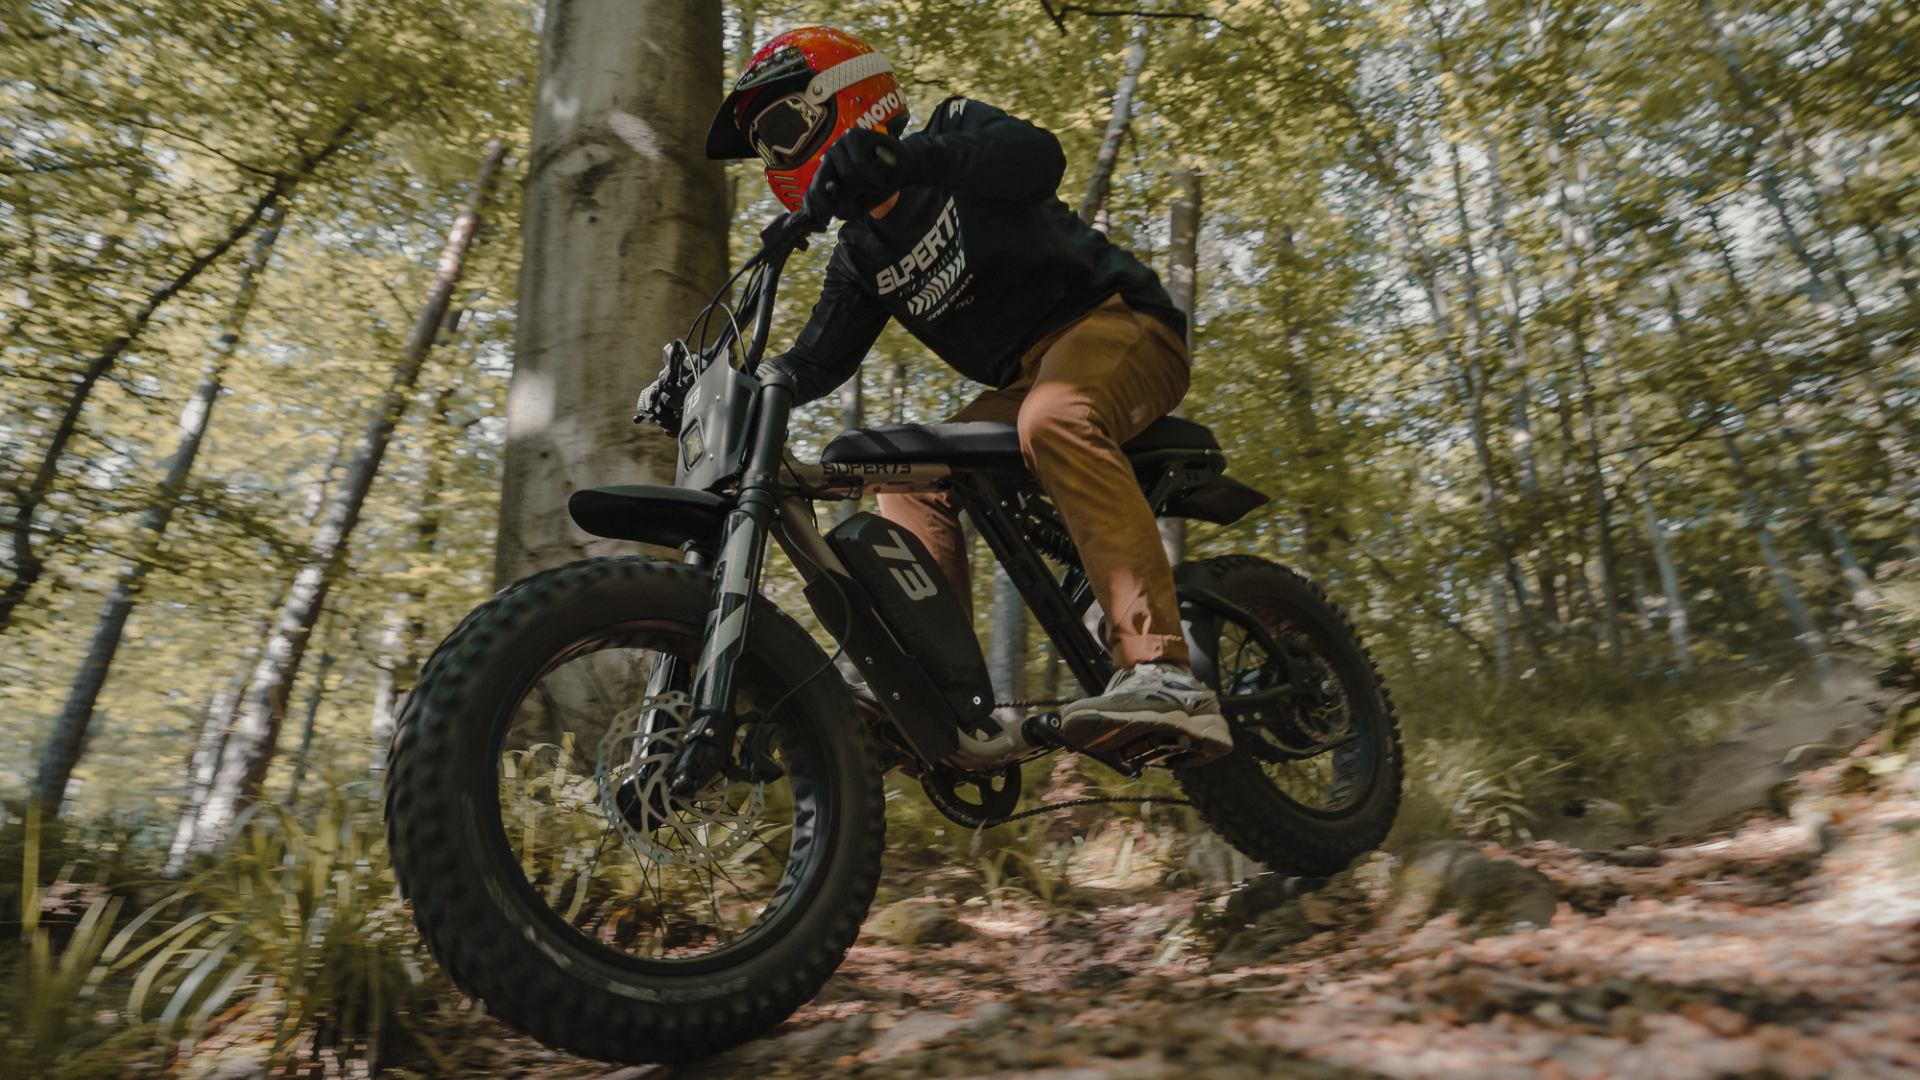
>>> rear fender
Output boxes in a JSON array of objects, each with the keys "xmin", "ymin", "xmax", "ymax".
[{"xmin": 1162, "ymin": 472, "xmax": 1270, "ymax": 525}]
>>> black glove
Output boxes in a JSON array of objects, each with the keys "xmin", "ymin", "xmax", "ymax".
[
  {"xmin": 635, "ymin": 363, "xmax": 685, "ymax": 436},
  {"xmin": 804, "ymin": 129, "xmax": 930, "ymax": 222}
]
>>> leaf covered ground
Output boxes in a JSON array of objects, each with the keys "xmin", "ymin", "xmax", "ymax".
[{"xmin": 480, "ymin": 738, "xmax": 1920, "ymax": 1080}]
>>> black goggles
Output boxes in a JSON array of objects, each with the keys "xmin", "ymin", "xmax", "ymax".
[{"xmin": 748, "ymin": 94, "xmax": 827, "ymax": 169}]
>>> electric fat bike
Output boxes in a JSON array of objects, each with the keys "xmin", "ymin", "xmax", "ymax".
[{"xmin": 385, "ymin": 206, "xmax": 1402, "ymax": 1063}]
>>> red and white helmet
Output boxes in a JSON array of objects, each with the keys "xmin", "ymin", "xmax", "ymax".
[{"xmin": 706, "ymin": 27, "xmax": 910, "ymax": 212}]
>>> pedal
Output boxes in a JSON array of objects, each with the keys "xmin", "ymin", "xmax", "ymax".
[
  {"xmin": 1021, "ymin": 711, "xmax": 1066, "ymax": 748},
  {"xmin": 1116, "ymin": 730, "xmax": 1226, "ymax": 771},
  {"xmin": 1116, "ymin": 732, "xmax": 1192, "ymax": 769}
]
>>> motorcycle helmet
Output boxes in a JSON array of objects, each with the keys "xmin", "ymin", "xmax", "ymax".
[{"xmin": 706, "ymin": 26, "xmax": 910, "ymax": 211}]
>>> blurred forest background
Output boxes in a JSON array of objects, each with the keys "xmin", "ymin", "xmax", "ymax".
[{"xmin": 2, "ymin": 0, "xmax": 1917, "ymax": 1075}]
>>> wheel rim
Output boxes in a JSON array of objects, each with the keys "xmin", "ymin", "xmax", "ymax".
[
  {"xmin": 487, "ymin": 623, "xmax": 831, "ymax": 973},
  {"xmin": 1212, "ymin": 601, "xmax": 1379, "ymax": 817}
]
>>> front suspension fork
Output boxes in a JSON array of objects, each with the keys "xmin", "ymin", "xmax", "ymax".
[{"xmin": 666, "ymin": 374, "xmax": 796, "ymax": 795}]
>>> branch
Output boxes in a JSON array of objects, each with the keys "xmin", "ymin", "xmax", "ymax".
[{"xmin": 1050, "ymin": 4, "xmax": 1244, "ymax": 31}]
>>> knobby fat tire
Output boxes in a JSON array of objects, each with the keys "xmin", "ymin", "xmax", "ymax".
[
  {"xmin": 385, "ymin": 556, "xmax": 885, "ymax": 1063},
  {"xmin": 1174, "ymin": 556, "xmax": 1404, "ymax": 878}
]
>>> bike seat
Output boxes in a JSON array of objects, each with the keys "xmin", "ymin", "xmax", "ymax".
[{"xmin": 821, "ymin": 415, "xmax": 1221, "ymax": 470}]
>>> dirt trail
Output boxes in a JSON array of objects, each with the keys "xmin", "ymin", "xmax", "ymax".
[{"xmin": 482, "ymin": 733, "xmax": 1920, "ymax": 1080}]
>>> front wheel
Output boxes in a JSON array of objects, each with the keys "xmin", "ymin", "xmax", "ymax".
[
  {"xmin": 385, "ymin": 557, "xmax": 884, "ymax": 1063},
  {"xmin": 1175, "ymin": 556, "xmax": 1403, "ymax": 878}
]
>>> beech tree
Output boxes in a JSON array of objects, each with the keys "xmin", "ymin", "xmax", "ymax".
[
  {"xmin": 175, "ymin": 142, "xmax": 508, "ymax": 857},
  {"xmin": 493, "ymin": 0, "xmax": 730, "ymax": 584}
]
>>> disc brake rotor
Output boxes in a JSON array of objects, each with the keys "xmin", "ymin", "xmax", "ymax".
[
  {"xmin": 1229, "ymin": 627, "xmax": 1351, "ymax": 759},
  {"xmin": 594, "ymin": 692, "xmax": 765, "ymax": 866}
]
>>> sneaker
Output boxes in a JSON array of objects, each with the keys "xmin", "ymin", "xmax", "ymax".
[{"xmin": 1060, "ymin": 663, "xmax": 1233, "ymax": 764}]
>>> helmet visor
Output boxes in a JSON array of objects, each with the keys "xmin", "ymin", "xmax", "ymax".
[{"xmin": 749, "ymin": 94, "xmax": 827, "ymax": 169}]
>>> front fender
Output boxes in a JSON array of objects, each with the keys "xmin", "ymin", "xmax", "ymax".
[{"xmin": 567, "ymin": 485, "xmax": 730, "ymax": 548}]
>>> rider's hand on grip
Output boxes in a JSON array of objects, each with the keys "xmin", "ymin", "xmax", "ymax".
[{"xmin": 635, "ymin": 342, "xmax": 689, "ymax": 435}]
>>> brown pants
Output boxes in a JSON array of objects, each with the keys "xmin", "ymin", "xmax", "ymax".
[{"xmin": 877, "ymin": 295, "xmax": 1191, "ymax": 668}]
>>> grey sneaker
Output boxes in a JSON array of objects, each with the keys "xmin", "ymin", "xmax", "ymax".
[{"xmin": 1060, "ymin": 663, "xmax": 1233, "ymax": 764}]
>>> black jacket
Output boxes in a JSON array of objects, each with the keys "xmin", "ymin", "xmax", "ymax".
[{"xmin": 772, "ymin": 97, "xmax": 1185, "ymax": 404}]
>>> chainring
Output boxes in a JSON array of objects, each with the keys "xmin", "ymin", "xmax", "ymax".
[
  {"xmin": 921, "ymin": 761, "xmax": 1022, "ymax": 829},
  {"xmin": 594, "ymin": 692, "xmax": 766, "ymax": 865}
]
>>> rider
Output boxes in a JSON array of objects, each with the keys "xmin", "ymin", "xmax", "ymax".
[{"xmin": 703, "ymin": 26, "xmax": 1231, "ymax": 761}]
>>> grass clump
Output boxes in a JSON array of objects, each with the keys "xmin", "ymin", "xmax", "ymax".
[{"xmin": 1, "ymin": 782, "xmax": 449, "ymax": 1079}]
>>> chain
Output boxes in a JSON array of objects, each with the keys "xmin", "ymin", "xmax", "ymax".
[
  {"xmin": 981, "ymin": 794, "xmax": 1192, "ymax": 827},
  {"xmin": 960, "ymin": 793, "xmax": 1195, "ymax": 856}
]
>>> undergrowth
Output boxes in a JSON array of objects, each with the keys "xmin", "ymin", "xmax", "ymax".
[{"xmin": 1, "ymin": 781, "xmax": 448, "ymax": 1079}]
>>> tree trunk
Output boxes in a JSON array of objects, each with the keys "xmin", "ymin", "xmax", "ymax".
[
  {"xmin": 285, "ymin": 648, "xmax": 336, "ymax": 808},
  {"xmin": 167, "ymin": 453, "xmax": 341, "ymax": 872},
  {"xmin": 1553, "ymin": 140, "xmax": 1695, "ymax": 671},
  {"xmin": 1488, "ymin": 570, "xmax": 1514, "ymax": 679},
  {"xmin": 1277, "ymin": 225, "xmax": 1328, "ymax": 569},
  {"xmin": 986, "ymin": 568, "xmax": 1026, "ymax": 709},
  {"xmin": 372, "ymin": 385, "xmax": 459, "ymax": 769},
  {"xmin": 1446, "ymin": 146, "xmax": 1545, "ymax": 665},
  {"xmin": 1656, "ymin": 274, "xmax": 1826, "ymax": 665},
  {"xmin": 889, "ymin": 359, "xmax": 909, "ymax": 423},
  {"xmin": 0, "ymin": 113, "xmax": 364, "ymax": 635},
  {"xmin": 1723, "ymin": 434, "xmax": 1827, "ymax": 666},
  {"xmin": 1702, "ymin": 204, "xmax": 1883, "ymax": 607},
  {"xmin": 1367, "ymin": 124, "xmax": 1542, "ymax": 666},
  {"xmin": 370, "ymin": 611, "xmax": 406, "ymax": 768},
  {"xmin": 495, "ymin": 1, "xmax": 729, "ymax": 585},
  {"xmin": 1565, "ymin": 353, "xmax": 1628, "ymax": 662},
  {"xmin": 176, "ymin": 143, "xmax": 507, "ymax": 856},
  {"xmin": 723, "ymin": 0, "xmax": 760, "ymax": 226},
  {"xmin": 1598, "ymin": 307, "xmax": 1696, "ymax": 673},
  {"xmin": 32, "ymin": 206, "xmax": 289, "ymax": 813},
  {"xmin": 1482, "ymin": 141, "xmax": 1561, "ymax": 637},
  {"xmin": 1156, "ymin": 168, "xmax": 1199, "ymax": 565},
  {"xmin": 1079, "ymin": 20, "xmax": 1148, "ymax": 231}
]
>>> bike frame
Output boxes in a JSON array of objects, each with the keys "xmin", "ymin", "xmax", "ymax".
[{"xmin": 591, "ymin": 211, "xmax": 1266, "ymax": 792}]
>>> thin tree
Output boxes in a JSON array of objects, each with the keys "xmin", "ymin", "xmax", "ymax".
[
  {"xmin": 834, "ymin": 373, "xmax": 864, "ymax": 525},
  {"xmin": 0, "ymin": 112, "xmax": 364, "ymax": 634},
  {"xmin": 168, "ymin": 453, "xmax": 340, "ymax": 872},
  {"xmin": 1480, "ymin": 141, "xmax": 1563, "ymax": 638},
  {"xmin": 1554, "ymin": 142, "xmax": 1695, "ymax": 671},
  {"xmin": 1156, "ymin": 168, "xmax": 1201, "ymax": 565},
  {"xmin": 371, "ymin": 383, "xmax": 464, "ymax": 765},
  {"xmin": 175, "ymin": 142, "xmax": 508, "ymax": 857},
  {"xmin": 33, "ymin": 204, "xmax": 289, "ymax": 813},
  {"xmin": 1079, "ymin": 19, "xmax": 1148, "ymax": 231}
]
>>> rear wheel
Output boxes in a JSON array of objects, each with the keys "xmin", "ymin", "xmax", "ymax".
[
  {"xmin": 386, "ymin": 557, "xmax": 884, "ymax": 1063},
  {"xmin": 1174, "ymin": 556, "xmax": 1402, "ymax": 877}
]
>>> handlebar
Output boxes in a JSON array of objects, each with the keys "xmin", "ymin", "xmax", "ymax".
[
  {"xmin": 755, "ymin": 177, "xmax": 842, "ymax": 260},
  {"xmin": 635, "ymin": 192, "xmax": 841, "ymax": 432},
  {"xmin": 758, "ymin": 205, "xmax": 828, "ymax": 260}
]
